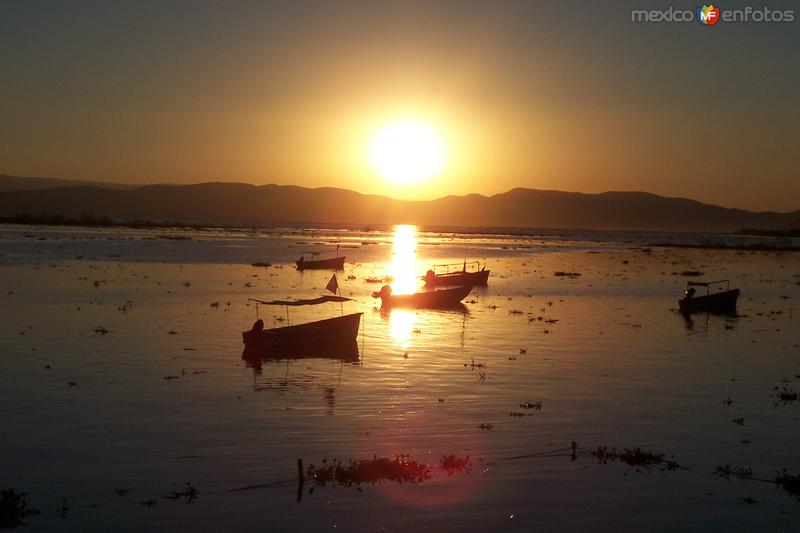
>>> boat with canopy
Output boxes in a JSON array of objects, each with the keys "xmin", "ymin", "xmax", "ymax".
[
  {"xmin": 243, "ymin": 294, "xmax": 362, "ymax": 359},
  {"xmin": 678, "ymin": 279, "xmax": 740, "ymax": 313},
  {"xmin": 423, "ymin": 260, "xmax": 490, "ymax": 287}
]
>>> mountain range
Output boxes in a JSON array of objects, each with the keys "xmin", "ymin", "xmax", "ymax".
[{"xmin": 0, "ymin": 174, "xmax": 797, "ymax": 233}]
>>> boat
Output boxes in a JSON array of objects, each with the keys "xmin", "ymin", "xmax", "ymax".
[
  {"xmin": 372, "ymin": 284, "xmax": 473, "ymax": 308},
  {"xmin": 243, "ymin": 295, "xmax": 362, "ymax": 359},
  {"xmin": 678, "ymin": 280, "xmax": 740, "ymax": 313},
  {"xmin": 423, "ymin": 261, "xmax": 490, "ymax": 287},
  {"xmin": 296, "ymin": 254, "xmax": 345, "ymax": 270},
  {"xmin": 296, "ymin": 246, "xmax": 345, "ymax": 271}
]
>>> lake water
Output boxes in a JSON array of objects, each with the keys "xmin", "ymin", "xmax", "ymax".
[{"xmin": 1, "ymin": 224, "xmax": 799, "ymax": 531}]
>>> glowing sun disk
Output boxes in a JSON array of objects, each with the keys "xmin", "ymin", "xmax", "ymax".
[{"xmin": 368, "ymin": 121, "xmax": 446, "ymax": 185}]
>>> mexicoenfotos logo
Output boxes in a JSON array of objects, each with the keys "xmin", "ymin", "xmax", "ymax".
[
  {"xmin": 697, "ymin": 4, "xmax": 720, "ymax": 25},
  {"xmin": 632, "ymin": 4, "xmax": 795, "ymax": 23}
]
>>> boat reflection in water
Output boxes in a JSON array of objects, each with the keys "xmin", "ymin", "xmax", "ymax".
[
  {"xmin": 242, "ymin": 332, "xmax": 360, "ymax": 371},
  {"xmin": 680, "ymin": 309, "xmax": 739, "ymax": 332}
]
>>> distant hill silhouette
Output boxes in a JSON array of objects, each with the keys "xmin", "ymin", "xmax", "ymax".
[
  {"xmin": 0, "ymin": 175, "xmax": 797, "ymax": 233},
  {"xmin": 0, "ymin": 174, "xmax": 136, "ymax": 192}
]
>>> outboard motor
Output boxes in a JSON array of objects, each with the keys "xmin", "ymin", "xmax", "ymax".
[
  {"xmin": 684, "ymin": 287, "xmax": 696, "ymax": 299},
  {"xmin": 242, "ymin": 318, "xmax": 265, "ymax": 363}
]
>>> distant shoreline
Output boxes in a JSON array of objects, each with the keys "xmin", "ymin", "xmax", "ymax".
[
  {"xmin": 643, "ymin": 242, "xmax": 800, "ymax": 252},
  {"xmin": 2, "ymin": 213, "xmax": 799, "ymax": 252},
  {"xmin": 0, "ymin": 213, "xmax": 212, "ymax": 230}
]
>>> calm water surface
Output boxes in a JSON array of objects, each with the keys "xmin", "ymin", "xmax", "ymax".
[{"xmin": 1, "ymin": 224, "xmax": 799, "ymax": 531}]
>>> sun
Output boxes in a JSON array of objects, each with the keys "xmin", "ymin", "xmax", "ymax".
[{"xmin": 368, "ymin": 121, "xmax": 446, "ymax": 185}]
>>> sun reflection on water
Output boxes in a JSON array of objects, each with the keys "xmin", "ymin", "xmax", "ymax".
[
  {"xmin": 390, "ymin": 224, "xmax": 418, "ymax": 295},
  {"xmin": 389, "ymin": 309, "xmax": 415, "ymax": 349},
  {"xmin": 389, "ymin": 225, "xmax": 419, "ymax": 347}
]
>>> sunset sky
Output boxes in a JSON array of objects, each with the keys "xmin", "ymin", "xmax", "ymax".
[{"xmin": 1, "ymin": 1, "xmax": 797, "ymax": 211}]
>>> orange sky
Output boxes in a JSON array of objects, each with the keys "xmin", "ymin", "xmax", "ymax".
[{"xmin": 0, "ymin": 2, "xmax": 797, "ymax": 211}]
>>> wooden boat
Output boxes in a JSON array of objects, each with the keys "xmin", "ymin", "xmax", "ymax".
[
  {"xmin": 372, "ymin": 284, "xmax": 472, "ymax": 308},
  {"xmin": 243, "ymin": 295, "xmax": 361, "ymax": 358},
  {"xmin": 296, "ymin": 254, "xmax": 345, "ymax": 271},
  {"xmin": 678, "ymin": 280, "xmax": 740, "ymax": 313},
  {"xmin": 423, "ymin": 261, "xmax": 490, "ymax": 287},
  {"xmin": 296, "ymin": 246, "xmax": 345, "ymax": 270}
]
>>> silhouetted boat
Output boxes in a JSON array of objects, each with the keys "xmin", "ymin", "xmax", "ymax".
[
  {"xmin": 296, "ymin": 246, "xmax": 345, "ymax": 270},
  {"xmin": 678, "ymin": 280, "xmax": 740, "ymax": 313},
  {"xmin": 243, "ymin": 295, "xmax": 362, "ymax": 358},
  {"xmin": 296, "ymin": 255, "xmax": 345, "ymax": 270},
  {"xmin": 372, "ymin": 284, "xmax": 472, "ymax": 308},
  {"xmin": 423, "ymin": 261, "xmax": 490, "ymax": 287}
]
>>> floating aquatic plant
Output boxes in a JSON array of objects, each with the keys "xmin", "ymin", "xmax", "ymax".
[
  {"xmin": 305, "ymin": 454, "xmax": 472, "ymax": 493},
  {"xmin": 440, "ymin": 455, "xmax": 472, "ymax": 476},
  {"xmin": 714, "ymin": 465, "xmax": 753, "ymax": 480},
  {"xmin": 163, "ymin": 482, "xmax": 198, "ymax": 504},
  {"xmin": 773, "ymin": 386, "xmax": 799, "ymax": 404},
  {"xmin": 554, "ymin": 271, "xmax": 580, "ymax": 278},
  {"xmin": 590, "ymin": 447, "xmax": 682, "ymax": 472},
  {"xmin": 774, "ymin": 469, "xmax": 800, "ymax": 500},
  {"xmin": 307, "ymin": 456, "xmax": 431, "ymax": 488},
  {"xmin": 0, "ymin": 489, "xmax": 39, "ymax": 528},
  {"xmin": 114, "ymin": 486, "xmax": 135, "ymax": 496}
]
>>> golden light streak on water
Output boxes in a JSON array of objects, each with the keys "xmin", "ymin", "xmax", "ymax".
[
  {"xmin": 389, "ymin": 308, "xmax": 415, "ymax": 349},
  {"xmin": 390, "ymin": 225, "xmax": 418, "ymax": 295},
  {"xmin": 388, "ymin": 225, "xmax": 419, "ymax": 347}
]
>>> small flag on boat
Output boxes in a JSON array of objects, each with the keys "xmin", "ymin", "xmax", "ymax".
[{"xmin": 326, "ymin": 273, "xmax": 339, "ymax": 294}]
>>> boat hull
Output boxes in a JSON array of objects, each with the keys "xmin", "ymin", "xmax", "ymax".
[
  {"xmin": 424, "ymin": 269, "xmax": 490, "ymax": 287},
  {"xmin": 296, "ymin": 256, "xmax": 346, "ymax": 271},
  {"xmin": 678, "ymin": 289, "xmax": 740, "ymax": 313},
  {"xmin": 379, "ymin": 285, "xmax": 473, "ymax": 309},
  {"xmin": 242, "ymin": 312, "xmax": 362, "ymax": 359}
]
